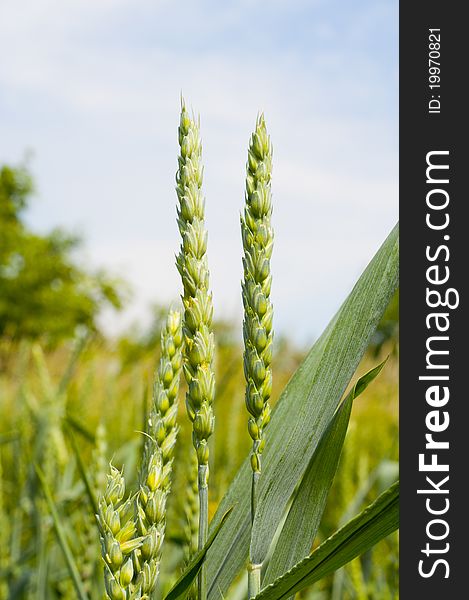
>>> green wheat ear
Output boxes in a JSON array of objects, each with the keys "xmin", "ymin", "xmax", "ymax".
[
  {"xmin": 176, "ymin": 103, "xmax": 215, "ymax": 470},
  {"xmin": 140, "ymin": 309, "xmax": 183, "ymax": 483},
  {"xmin": 175, "ymin": 100, "xmax": 215, "ymax": 600},
  {"xmin": 98, "ymin": 466, "xmax": 143, "ymax": 600},
  {"xmin": 134, "ymin": 309, "xmax": 183, "ymax": 597},
  {"xmin": 242, "ymin": 114, "xmax": 274, "ymax": 478},
  {"xmin": 242, "ymin": 114, "xmax": 274, "ymax": 599}
]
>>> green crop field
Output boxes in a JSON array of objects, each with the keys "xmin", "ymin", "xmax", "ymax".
[
  {"xmin": 0, "ymin": 329, "xmax": 398, "ymax": 600},
  {"xmin": 0, "ymin": 105, "xmax": 399, "ymax": 600}
]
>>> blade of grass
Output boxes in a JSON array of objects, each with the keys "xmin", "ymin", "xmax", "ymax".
[
  {"xmin": 65, "ymin": 414, "xmax": 95, "ymax": 443},
  {"xmin": 68, "ymin": 430, "xmax": 100, "ymax": 520},
  {"xmin": 164, "ymin": 507, "xmax": 234, "ymax": 600},
  {"xmin": 250, "ymin": 233, "xmax": 398, "ymax": 564},
  {"xmin": 264, "ymin": 361, "xmax": 387, "ymax": 586},
  {"xmin": 330, "ymin": 458, "xmax": 398, "ymax": 600},
  {"xmin": 255, "ymin": 482, "xmax": 399, "ymax": 600},
  {"xmin": 58, "ymin": 333, "xmax": 88, "ymax": 397},
  {"xmin": 35, "ymin": 465, "xmax": 89, "ymax": 600}
]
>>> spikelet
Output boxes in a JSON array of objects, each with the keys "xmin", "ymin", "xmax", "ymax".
[{"xmin": 241, "ymin": 115, "xmax": 274, "ymax": 476}]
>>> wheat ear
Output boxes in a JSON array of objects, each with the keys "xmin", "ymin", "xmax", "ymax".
[
  {"xmin": 241, "ymin": 114, "xmax": 274, "ymax": 599},
  {"xmin": 175, "ymin": 101, "xmax": 215, "ymax": 600},
  {"xmin": 98, "ymin": 467, "xmax": 143, "ymax": 600},
  {"xmin": 134, "ymin": 309, "xmax": 183, "ymax": 598}
]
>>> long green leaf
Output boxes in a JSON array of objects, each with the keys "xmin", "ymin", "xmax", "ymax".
[
  {"xmin": 256, "ymin": 482, "xmax": 399, "ymax": 600},
  {"xmin": 65, "ymin": 414, "xmax": 96, "ymax": 443},
  {"xmin": 206, "ymin": 224, "xmax": 399, "ymax": 599},
  {"xmin": 331, "ymin": 458, "xmax": 398, "ymax": 600},
  {"xmin": 264, "ymin": 361, "xmax": 386, "ymax": 586},
  {"xmin": 164, "ymin": 507, "xmax": 233, "ymax": 600},
  {"xmin": 57, "ymin": 333, "xmax": 88, "ymax": 397},
  {"xmin": 68, "ymin": 430, "xmax": 100, "ymax": 520},
  {"xmin": 35, "ymin": 465, "xmax": 89, "ymax": 600},
  {"xmin": 250, "ymin": 231, "xmax": 398, "ymax": 565}
]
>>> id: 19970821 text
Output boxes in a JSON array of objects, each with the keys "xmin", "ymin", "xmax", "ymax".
[{"xmin": 428, "ymin": 28, "xmax": 441, "ymax": 114}]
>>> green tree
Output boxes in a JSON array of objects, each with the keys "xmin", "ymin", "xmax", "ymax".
[{"xmin": 0, "ymin": 163, "xmax": 124, "ymax": 343}]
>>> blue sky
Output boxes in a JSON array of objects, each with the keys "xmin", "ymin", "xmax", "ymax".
[{"xmin": 0, "ymin": 0, "xmax": 398, "ymax": 344}]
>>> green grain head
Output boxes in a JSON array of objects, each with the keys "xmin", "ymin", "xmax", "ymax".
[
  {"xmin": 175, "ymin": 102, "xmax": 215, "ymax": 480},
  {"xmin": 141, "ymin": 310, "xmax": 183, "ymax": 483},
  {"xmin": 241, "ymin": 114, "xmax": 274, "ymax": 475},
  {"xmin": 98, "ymin": 466, "xmax": 143, "ymax": 600},
  {"xmin": 133, "ymin": 309, "xmax": 183, "ymax": 597}
]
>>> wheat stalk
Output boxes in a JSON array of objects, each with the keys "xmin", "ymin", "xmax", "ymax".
[
  {"xmin": 241, "ymin": 114, "xmax": 274, "ymax": 598},
  {"xmin": 175, "ymin": 101, "xmax": 215, "ymax": 600}
]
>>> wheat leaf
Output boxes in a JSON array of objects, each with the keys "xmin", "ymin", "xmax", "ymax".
[
  {"xmin": 206, "ymin": 223, "xmax": 399, "ymax": 599},
  {"xmin": 35, "ymin": 465, "xmax": 89, "ymax": 600},
  {"xmin": 255, "ymin": 481, "xmax": 399, "ymax": 600},
  {"xmin": 164, "ymin": 507, "xmax": 233, "ymax": 600},
  {"xmin": 68, "ymin": 430, "xmax": 100, "ymax": 521},
  {"xmin": 263, "ymin": 360, "xmax": 387, "ymax": 586}
]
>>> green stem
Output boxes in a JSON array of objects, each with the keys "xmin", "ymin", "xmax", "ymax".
[
  {"xmin": 198, "ymin": 464, "xmax": 209, "ymax": 600},
  {"xmin": 251, "ymin": 470, "xmax": 260, "ymax": 526},
  {"xmin": 248, "ymin": 470, "xmax": 261, "ymax": 599},
  {"xmin": 248, "ymin": 562, "xmax": 261, "ymax": 600}
]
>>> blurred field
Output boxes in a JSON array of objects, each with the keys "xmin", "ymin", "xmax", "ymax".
[{"xmin": 0, "ymin": 317, "xmax": 398, "ymax": 600}]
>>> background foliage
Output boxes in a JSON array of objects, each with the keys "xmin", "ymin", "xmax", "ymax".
[{"xmin": 0, "ymin": 165, "xmax": 123, "ymax": 345}]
